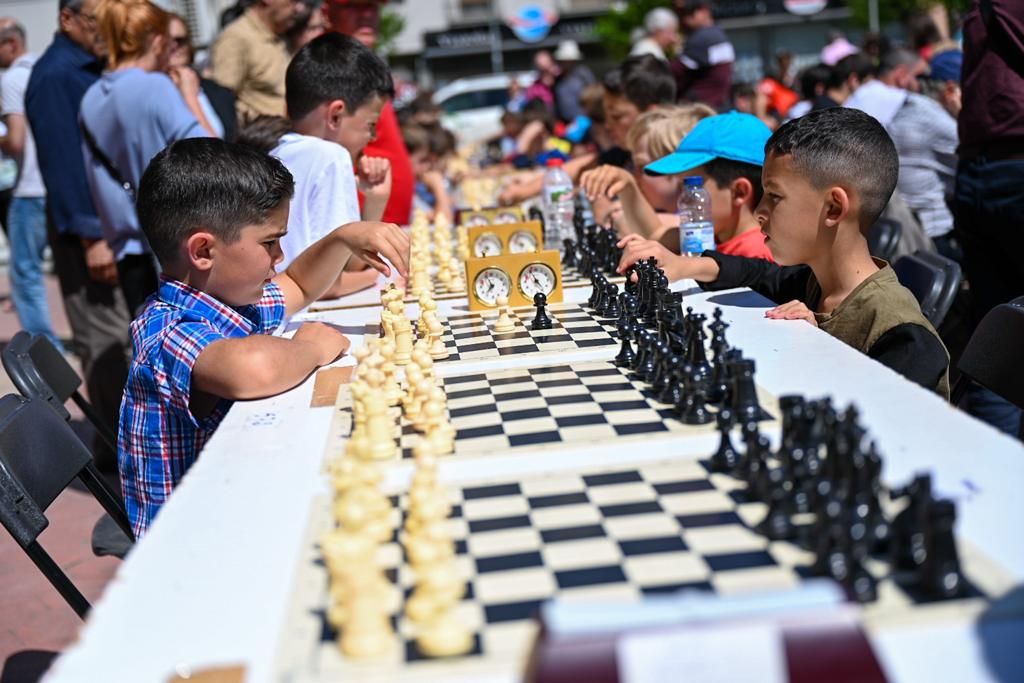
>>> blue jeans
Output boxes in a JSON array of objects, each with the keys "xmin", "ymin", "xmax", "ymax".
[{"xmin": 8, "ymin": 197, "xmax": 63, "ymax": 351}]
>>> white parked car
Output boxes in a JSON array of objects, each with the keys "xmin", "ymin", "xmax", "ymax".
[{"xmin": 433, "ymin": 72, "xmax": 535, "ymax": 147}]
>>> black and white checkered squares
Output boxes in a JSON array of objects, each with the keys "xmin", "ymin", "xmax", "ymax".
[
  {"xmin": 439, "ymin": 303, "xmax": 618, "ymax": 362},
  {"xmin": 395, "ymin": 361, "xmax": 750, "ymax": 459}
]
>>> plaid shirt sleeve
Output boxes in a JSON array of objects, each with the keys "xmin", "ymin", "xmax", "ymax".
[
  {"xmin": 158, "ymin": 322, "xmax": 225, "ymax": 427},
  {"xmin": 254, "ymin": 280, "xmax": 286, "ymax": 333}
]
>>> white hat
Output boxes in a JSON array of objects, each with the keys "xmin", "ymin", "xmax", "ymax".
[
  {"xmin": 554, "ymin": 40, "xmax": 582, "ymax": 62},
  {"xmin": 645, "ymin": 7, "xmax": 679, "ymax": 33}
]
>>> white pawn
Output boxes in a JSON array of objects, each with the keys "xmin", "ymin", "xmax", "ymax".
[{"xmin": 493, "ymin": 296, "xmax": 515, "ymax": 333}]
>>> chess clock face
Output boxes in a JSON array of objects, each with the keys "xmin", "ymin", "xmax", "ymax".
[
  {"xmin": 508, "ymin": 230, "xmax": 538, "ymax": 254},
  {"xmin": 466, "ymin": 215, "xmax": 489, "ymax": 227},
  {"xmin": 518, "ymin": 262, "xmax": 557, "ymax": 299},
  {"xmin": 495, "ymin": 211, "xmax": 519, "ymax": 224},
  {"xmin": 473, "ymin": 232, "xmax": 503, "ymax": 257},
  {"xmin": 473, "ymin": 267, "xmax": 512, "ymax": 306}
]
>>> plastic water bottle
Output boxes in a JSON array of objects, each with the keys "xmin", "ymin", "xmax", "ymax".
[
  {"xmin": 541, "ymin": 158, "xmax": 575, "ymax": 250},
  {"xmin": 679, "ymin": 176, "xmax": 716, "ymax": 256}
]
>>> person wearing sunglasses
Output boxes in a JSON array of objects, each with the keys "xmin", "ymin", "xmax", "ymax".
[{"xmin": 168, "ymin": 13, "xmax": 237, "ymax": 141}]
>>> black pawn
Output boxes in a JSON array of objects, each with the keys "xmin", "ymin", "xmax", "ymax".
[
  {"xmin": 710, "ymin": 408, "xmax": 740, "ymax": 473},
  {"xmin": 615, "ymin": 319, "xmax": 637, "ymax": 368},
  {"xmin": 603, "ymin": 284, "xmax": 622, "ymax": 318},
  {"xmin": 531, "ymin": 292, "xmax": 553, "ymax": 330}
]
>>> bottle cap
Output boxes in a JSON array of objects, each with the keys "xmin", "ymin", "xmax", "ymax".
[
  {"xmin": 684, "ymin": 176, "xmax": 704, "ymax": 187},
  {"xmin": 546, "ymin": 157, "xmax": 565, "ymax": 167}
]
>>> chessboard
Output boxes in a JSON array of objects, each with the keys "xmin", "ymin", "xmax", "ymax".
[
  {"xmin": 327, "ymin": 359, "xmax": 778, "ymax": 463},
  {"xmin": 561, "ymin": 264, "xmax": 625, "ymax": 289},
  {"xmin": 436, "ymin": 302, "xmax": 618, "ymax": 362},
  {"xmin": 275, "ymin": 458, "xmax": 1007, "ymax": 682}
]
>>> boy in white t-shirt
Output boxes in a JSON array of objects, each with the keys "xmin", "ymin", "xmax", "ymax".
[{"xmin": 271, "ymin": 33, "xmax": 395, "ymax": 298}]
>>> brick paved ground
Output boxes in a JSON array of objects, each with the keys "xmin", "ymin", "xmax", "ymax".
[{"xmin": 0, "ymin": 268, "xmax": 122, "ymax": 683}]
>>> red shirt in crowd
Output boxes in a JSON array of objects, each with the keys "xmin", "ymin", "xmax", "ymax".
[
  {"xmin": 361, "ymin": 101, "xmax": 414, "ymax": 225},
  {"xmin": 718, "ymin": 228, "xmax": 773, "ymax": 261}
]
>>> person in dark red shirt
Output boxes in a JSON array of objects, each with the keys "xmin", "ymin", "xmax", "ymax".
[
  {"xmin": 324, "ymin": 0, "xmax": 414, "ymax": 225},
  {"xmin": 671, "ymin": 0, "xmax": 735, "ymax": 108},
  {"xmin": 953, "ymin": 0, "xmax": 1024, "ymax": 437}
]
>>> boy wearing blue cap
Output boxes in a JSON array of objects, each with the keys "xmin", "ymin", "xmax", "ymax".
[
  {"xmin": 582, "ymin": 111, "xmax": 774, "ymax": 260},
  {"xmin": 620, "ymin": 107, "xmax": 949, "ymax": 397}
]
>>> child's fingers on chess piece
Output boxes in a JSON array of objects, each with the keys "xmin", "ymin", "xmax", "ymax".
[
  {"xmin": 293, "ymin": 322, "xmax": 351, "ymax": 366},
  {"xmin": 337, "ymin": 221, "xmax": 411, "ymax": 278},
  {"xmin": 615, "ymin": 237, "xmax": 668, "ymax": 275}
]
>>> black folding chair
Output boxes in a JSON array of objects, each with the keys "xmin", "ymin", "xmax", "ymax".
[
  {"xmin": 1, "ymin": 331, "xmax": 117, "ymax": 453},
  {"xmin": 0, "ymin": 395, "xmax": 135, "ymax": 619},
  {"xmin": 868, "ymin": 217, "xmax": 902, "ymax": 263},
  {"xmin": 951, "ymin": 297, "xmax": 1024, "ymax": 412},
  {"xmin": 893, "ymin": 251, "xmax": 962, "ymax": 328}
]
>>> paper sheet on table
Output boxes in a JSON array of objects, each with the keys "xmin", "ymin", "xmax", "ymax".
[{"xmin": 617, "ymin": 622, "xmax": 787, "ymax": 683}]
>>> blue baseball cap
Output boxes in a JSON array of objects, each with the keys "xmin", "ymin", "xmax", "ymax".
[
  {"xmin": 644, "ymin": 111, "xmax": 773, "ymax": 176},
  {"xmin": 929, "ymin": 49, "xmax": 962, "ymax": 83}
]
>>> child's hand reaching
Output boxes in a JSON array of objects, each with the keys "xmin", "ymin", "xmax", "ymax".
[
  {"xmin": 765, "ymin": 300, "xmax": 818, "ymax": 327},
  {"xmin": 580, "ymin": 165, "xmax": 635, "ymax": 201},
  {"xmin": 617, "ymin": 234, "xmax": 685, "ymax": 281},
  {"xmin": 358, "ymin": 156, "xmax": 392, "ymax": 199},
  {"xmin": 337, "ymin": 221, "xmax": 410, "ymax": 279},
  {"xmin": 292, "ymin": 321, "xmax": 351, "ymax": 366}
]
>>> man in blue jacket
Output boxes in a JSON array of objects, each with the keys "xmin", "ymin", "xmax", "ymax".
[{"xmin": 25, "ymin": 0, "xmax": 131, "ymax": 474}]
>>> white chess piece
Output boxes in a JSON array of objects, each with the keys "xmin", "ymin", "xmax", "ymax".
[{"xmin": 493, "ymin": 296, "xmax": 515, "ymax": 333}]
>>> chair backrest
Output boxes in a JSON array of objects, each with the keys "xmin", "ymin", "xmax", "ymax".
[
  {"xmin": 0, "ymin": 395, "xmax": 92, "ymax": 546},
  {"xmin": 1, "ymin": 331, "xmax": 81, "ymax": 422},
  {"xmin": 956, "ymin": 297, "xmax": 1024, "ymax": 410},
  {"xmin": 868, "ymin": 218, "xmax": 902, "ymax": 262},
  {"xmin": 892, "ymin": 252, "xmax": 951, "ymax": 326},
  {"xmin": 913, "ymin": 251, "xmax": 962, "ymax": 327}
]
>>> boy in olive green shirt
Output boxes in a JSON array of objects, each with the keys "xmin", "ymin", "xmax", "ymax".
[{"xmin": 619, "ymin": 107, "xmax": 949, "ymax": 398}]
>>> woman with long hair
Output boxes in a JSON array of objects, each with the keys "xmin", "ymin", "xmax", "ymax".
[{"xmin": 80, "ymin": 0, "xmax": 216, "ymax": 312}]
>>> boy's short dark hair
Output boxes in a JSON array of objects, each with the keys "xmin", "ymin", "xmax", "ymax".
[
  {"xmin": 286, "ymin": 32, "xmax": 395, "ymax": 121},
  {"xmin": 705, "ymin": 158, "xmax": 764, "ymax": 207},
  {"xmin": 138, "ymin": 138, "xmax": 295, "ymax": 265},
  {"xmin": 603, "ymin": 55, "xmax": 677, "ymax": 110},
  {"xmin": 765, "ymin": 107, "xmax": 898, "ymax": 229}
]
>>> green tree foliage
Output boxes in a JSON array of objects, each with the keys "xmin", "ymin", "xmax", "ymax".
[
  {"xmin": 845, "ymin": 0, "xmax": 969, "ymax": 27},
  {"xmin": 595, "ymin": 0, "xmax": 674, "ymax": 61},
  {"xmin": 376, "ymin": 8, "xmax": 406, "ymax": 56}
]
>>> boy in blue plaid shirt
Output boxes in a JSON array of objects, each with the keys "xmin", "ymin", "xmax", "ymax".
[{"xmin": 119, "ymin": 138, "xmax": 409, "ymax": 537}]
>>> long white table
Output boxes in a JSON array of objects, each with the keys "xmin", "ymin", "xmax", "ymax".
[{"xmin": 43, "ymin": 283, "xmax": 1024, "ymax": 683}]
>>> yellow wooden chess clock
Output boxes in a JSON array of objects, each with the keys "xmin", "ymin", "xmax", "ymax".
[
  {"xmin": 459, "ymin": 206, "xmax": 525, "ymax": 227},
  {"xmin": 466, "ymin": 221, "xmax": 543, "ymax": 258},
  {"xmin": 465, "ymin": 250, "xmax": 563, "ymax": 311}
]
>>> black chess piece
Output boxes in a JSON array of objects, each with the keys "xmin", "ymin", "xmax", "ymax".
[
  {"xmin": 918, "ymin": 498, "xmax": 966, "ymax": 599},
  {"xmin": 679, "ymin": 372, "xmax": 713, "ymax": 425},
  {"xmin": 603, "ymin": 284, "xmax": 622, "ymax": 319},
  {"xmin": 890, "ymin": 474, "xmax": 932, "ymax": 572},
  {"xmin": 709, "ymin": 408, "xmax": 740, "ymax": 473},
  {"xmin": 730, "ymin": 358, "xmax": 771, "ymax": 423},
  {"xmin": 531, "ymin": 292, "xmax": 553, "ymax": 330},
  {"xmin": 615, "ymin": 321, "xmax": 637, "ymax": 368},
  {"xmin": 757, "ymin": 463, "xmax": 797, "ymax": 541},
  {"xmin": 709, "ymin": 307, "xmax": 730, "ymax": 357},
  {"xmin": 563, "ymin": 239, "xmax": 577, "ymax": 269},
  {"xmin": 658, "ymin": 354, "xmax": 684, "ymax": 405}
]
